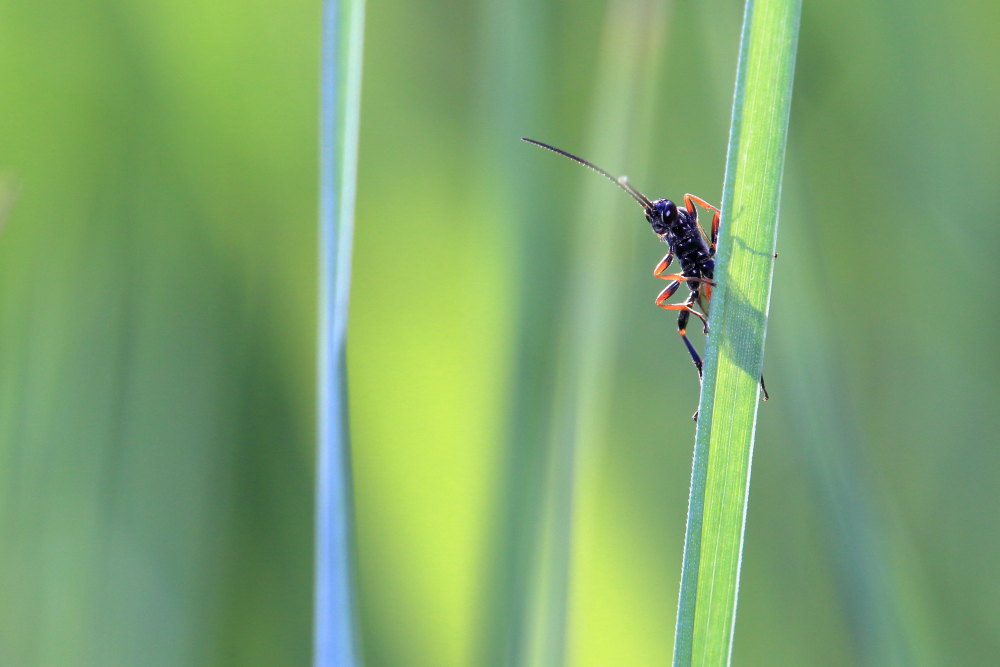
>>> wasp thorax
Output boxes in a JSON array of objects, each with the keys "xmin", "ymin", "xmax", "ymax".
[{"xmin": 647, "ymin": 199, "xmax": 677, "ymax": 235}]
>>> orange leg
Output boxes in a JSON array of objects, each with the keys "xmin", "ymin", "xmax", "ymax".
[
  {"xmin": 654, "ymin": 254, "xmax": 715, "ymax": 287},
  {"xmin": 655, "ymin": 279, "xmax": 681, "ymax": 302},
  {"xmin": 684, "ymin": 193, "xmax": 721, "ymax": 254},
  {"xmin": 655, "ymin": 285, "xmax": 708, "ymax": 329},
  {"xmin": 656, "ymin": 273, "xmax": 715, "ymax": 286},
  {"xmin": 653, "ymin": 251, "xmax": 673, "ymax": 276}
]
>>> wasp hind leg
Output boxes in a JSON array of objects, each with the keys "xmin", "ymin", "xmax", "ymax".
[{"xmin": 656, "ymin": 289, "xmax": 707, "ymax": 421}]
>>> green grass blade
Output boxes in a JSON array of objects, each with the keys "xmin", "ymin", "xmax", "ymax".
[
  {"xmin": 672, "ymin": 0, "xmax": 801, "ymax": 664},
  {"xmin": 510, "ymin": 3, "xmax": 668, "ymax": 664},
  {"xmin": 471, "ymin": 2, "xmax": 558, "ymax": 663},
  {"xmin": 315, "ymin": 0, "xmax": 366, "ymax": 663}
]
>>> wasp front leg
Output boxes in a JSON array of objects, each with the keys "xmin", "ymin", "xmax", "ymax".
[{"xmin": 653, "ymin": 251, "xmax": 673, "ymax": 277}]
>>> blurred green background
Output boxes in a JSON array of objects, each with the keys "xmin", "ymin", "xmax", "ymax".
[{"xmin": 2, "ymin": 0, "xmax": 999, "ymax": 665}]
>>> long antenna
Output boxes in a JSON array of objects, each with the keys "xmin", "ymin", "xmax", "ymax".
[{"xmin": 521, "ymin": 137, "xmax": 652, "ymax": 210}]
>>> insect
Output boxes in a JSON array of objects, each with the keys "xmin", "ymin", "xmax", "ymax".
[{"xmin": 523, "ymin": 137, "xmax": 768, "ymax": 419}]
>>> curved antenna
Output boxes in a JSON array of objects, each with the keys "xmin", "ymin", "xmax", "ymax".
[{"xmin": 522, "ymin": 137, "xmax": 652, "ymax": 210}]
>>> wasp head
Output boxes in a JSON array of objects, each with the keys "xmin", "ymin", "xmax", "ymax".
[{"xmin": 646, "ymin": 199, "xmax": 677, "ymax": 235}]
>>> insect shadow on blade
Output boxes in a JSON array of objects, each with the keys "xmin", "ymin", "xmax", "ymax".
[{"xmin": 522, "ymin": 137, "xmax": 769, "ymax": 420}]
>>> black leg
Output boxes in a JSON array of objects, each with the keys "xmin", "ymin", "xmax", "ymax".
[{"xmin": 675, "ymin": 292, "xmax": 707, "ymax": 421}]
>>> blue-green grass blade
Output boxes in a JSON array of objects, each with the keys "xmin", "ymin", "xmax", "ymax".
[{"xmin": 315, "ymin": 0, "xmax": 366, "ymax": 663}]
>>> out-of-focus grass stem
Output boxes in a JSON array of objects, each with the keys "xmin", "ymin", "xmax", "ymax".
[
  {"xmin": 672, "ymin": 0, "xmax": 800, "ymax": 664},
  {"xmin": 519, "ymin": 1, "xmax": 665, "ymax": 664},
  {"xmin": 315, "ymin": 0, "xmax": 366, "ymax": 664}
]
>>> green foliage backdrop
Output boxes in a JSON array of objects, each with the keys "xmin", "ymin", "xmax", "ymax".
[{"xmin": 1, "ymin": 0, "xmax": 999, "ymax": 664}]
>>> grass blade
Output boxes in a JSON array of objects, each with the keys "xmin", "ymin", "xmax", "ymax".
[
  {"xmin": 315, "ymin": 0, "xmax": 366, "ymax": 663},
  {"xmin": 522, "ymin": 3, "xmax": 668, "ymax": 664},
  {"xmin": 672, "ymin": 0, "xmax": 801, "ymax": 664}
]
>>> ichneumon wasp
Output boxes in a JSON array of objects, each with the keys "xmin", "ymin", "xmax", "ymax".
[{"xmin": 523, "ymin": 137, "xmax": 768, "ymax": 420}]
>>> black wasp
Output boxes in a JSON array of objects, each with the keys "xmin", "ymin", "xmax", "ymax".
[{"xmin": 523, "ymin": 138, "xmax": 767, "ymax": 419}]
